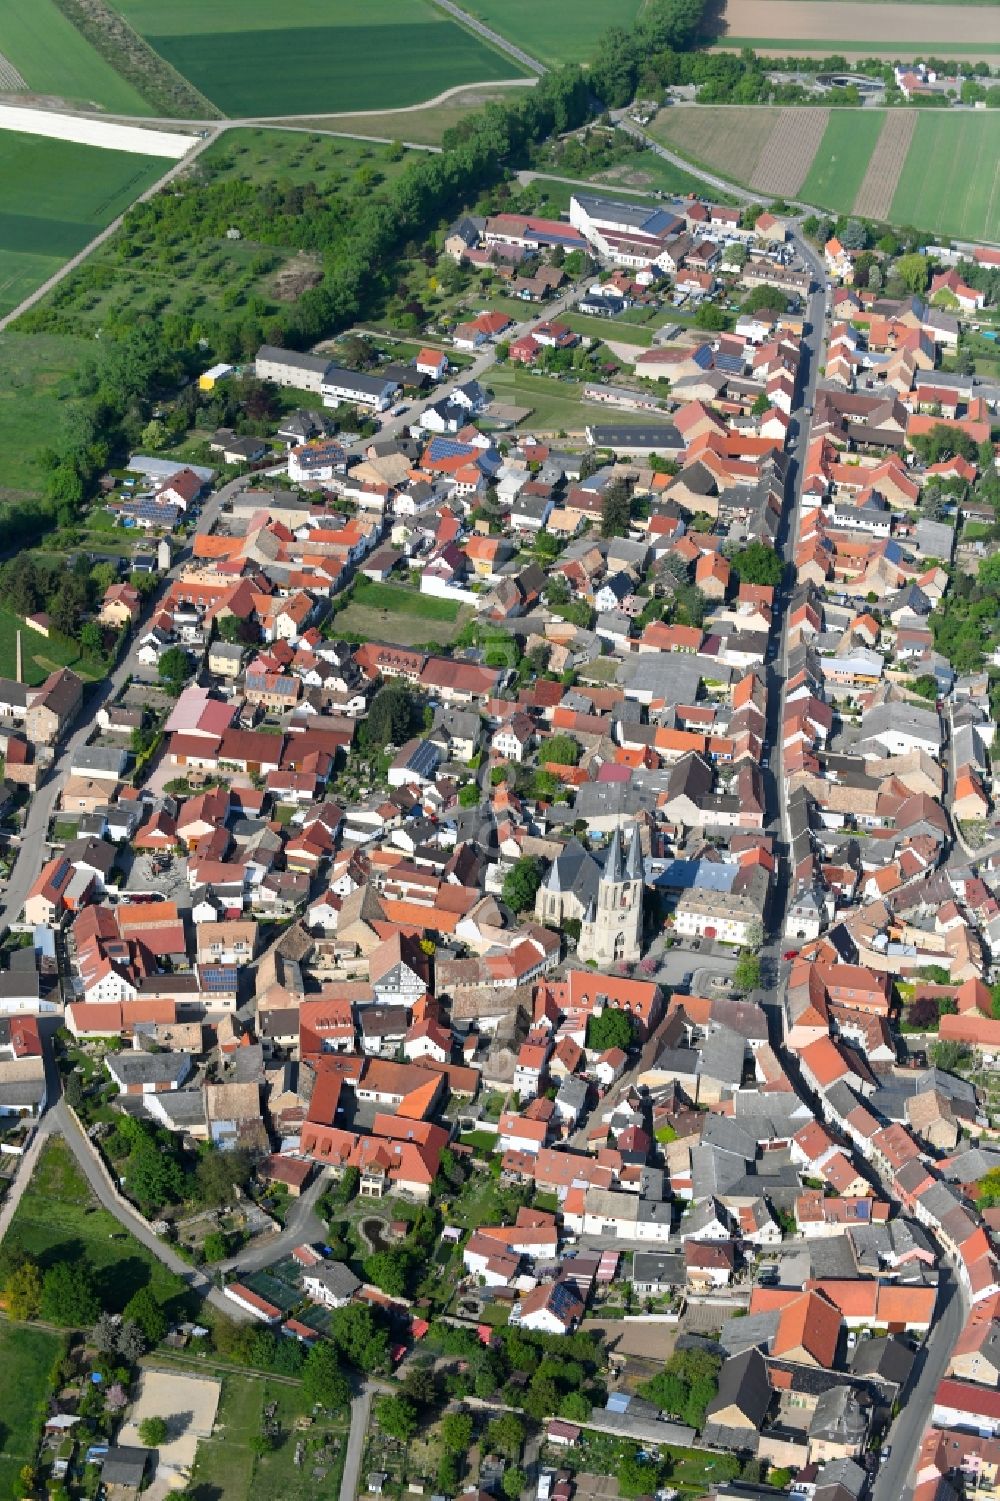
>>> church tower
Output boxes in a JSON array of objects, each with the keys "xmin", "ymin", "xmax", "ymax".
[{"xmin": 577, "ymin": 828, "xmax": 644, "ymax": 967}]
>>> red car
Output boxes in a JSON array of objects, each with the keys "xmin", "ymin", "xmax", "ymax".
[{"xmin": 783, "ymin": 948, "xmax": 799, "ymax": 961}]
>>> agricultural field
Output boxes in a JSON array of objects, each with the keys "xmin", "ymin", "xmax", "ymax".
[
  {"xmin": 462, "ymin": 0, "xmax": 643, "ymax": 65},
  {"xmin": 0, "ymin": 1325, "xmax": 64, "ymax": 1500},
  {"xmin": 800, "ymin": 109, "xmax": 885, "ymax": 215},
  {"xmin": 0, "ymin": 130, "xmax": 171, "ymax": 320},
  {"xmin": 651, "ymin": 104, "xmax": 1000, "ymax": 241},
  {"xmin": 717, "ymin": 0, "xmax": 1000, "ymax": 57},
  {"xmin": 890, "ymin": 112, "xmax": 1000, "ymax": 241},
  {"xmin": 109, "ymin": 0, "xmax": 529, "ymax": 116},
  {"xmin": 0, "ymin": 0, "xmax": 153, "ymax": 113},
  {"xmin": 648, "ymin": 105, "xmax": 785, "ymax": 187}
]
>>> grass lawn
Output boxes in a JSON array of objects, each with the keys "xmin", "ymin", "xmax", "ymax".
[
  {"xmin": 352, "ymin": 578, "xmax": 463, "ymax": 622},
  {"xmin": 800, "ymin": 110, "xmax": 886, "ymax": 215},
  {"xmin": 111, "ymin": 0, "xmax": 529, "ymax": 115},
  {"xmin": 890, "ymin": 111, "xmax": 1000, "ymax": 241},
  {"xmin": 0, "ymin": 1324, "xmax": 64, "ymax": 1498},
  {"xmin": 335, "ymin": 581, "xmax": 475, "ymax": 648},
  {"xmin": 561, "ymin": 311, "xmax": 655, "ymax": 346},
  {"xmin": 0, "ymin": 607, "xmax": 102, "ymax": 685},
  {"xmin": 0, "ymin": 132, "xmax": 171, "ymax": 319},
  {"xmin": 487, "ymin": 367, "xmax": 620, "ymax": 431},
  {"xmin": 0, "ymin": 0, "xmax": 153, "ymax": 113},
  {"xmin": 6, "ymin": 1138, "xmax": 193, "ymax": 1320},
  {"xmin": 463, "ymin": 0, "xmax": 643, "ymax": 64},
  {"xmin": 189, "ymin": 1369, "xmax": 348, "ymax": 1501}
]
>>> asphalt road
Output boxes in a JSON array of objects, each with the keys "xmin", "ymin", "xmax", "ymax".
[
  {"xmin": 340, "ymin": 1383, "xmax": 375, "ymax": 1501},
  {"xmin": 873, "ymin": 1260, "xmax": 967, "ymax": 1501},
  {"xmin": 0, "ymin": 471, "xmax": 251, "ymax": 932},
  {"xmin": 220, "ymin": 1167, "xmax": 331, "ymax": 1275}
]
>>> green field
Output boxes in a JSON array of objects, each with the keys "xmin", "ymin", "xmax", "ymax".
[
  {"xmin": 296, "ymin": 84, "xmax": 537, "ymax": 147},
  {"xmin": 5, "ymin": 1138, "xmax": 194, "ymax": 1318},
  {"xmin": 465, "ymin": 0, "xmax": 642, "ymax": 64},
  {"xmin": 0, "ymin": 0, "xmax": 153, "ymax": 113},
  {"xmin": 110, "ymin": 0, "xmax": 528, "ymax": 115},
  {"xmin": 0, "ymin": 334, "xmax": 110, "ymax": 502},
  {"xmin": 352, "ymin": 579, "xmax": 463, "ymax": 621},
  {"xmin": 0, "ymin": 1324, "xmax": 64, "ymax": 1499},
  {"xmin": 0, "ymin": 132, "xmax": 170, "ymax": 319},
  {"xmin": 336, "ymin": 577, "xmax": 472, "ymax": 647},
  {"xmin": 890, "ymin": 112, "xmax": 1000, "ymax": 241},
  {"xmin": 189, "ymin": 1370, "xmax": 347, "ymax": 1501},
  {"xmin": 800, "ymin": 110, "xmax": 885, "ymax": 214}
]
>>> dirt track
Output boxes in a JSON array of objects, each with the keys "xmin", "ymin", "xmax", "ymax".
[{"xmin": 722, "ymin": 0, "xmax": 1000, "ymax": 45}]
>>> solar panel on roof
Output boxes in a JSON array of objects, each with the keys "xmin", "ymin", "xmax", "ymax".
[{"xmin": 427, "ymin": 437, "xmax": 475, "ymax": 461}]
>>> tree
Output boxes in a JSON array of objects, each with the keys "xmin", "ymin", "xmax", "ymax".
[
  {"xmin": 80, "ymin": 622, "xmax": 104, "ymax": 657},
  {"xmin": 302, "ymin": 1341, "xmax": 351, "ymax": 1410},
  {"xmin": 541, "ymin": 734, "xmax": 580, "ymax": 766},
  {"xmin": 839, "ymin": 218, "xmax": 868, "ymax": 251},
  {"xmin": 195, "ymin": 1146, "xmax": 252, "ymax": 1207},
  {"xmin": 6, "ymin": 1260, "xmax": 42, "ymax": 1322},
  {"xmin": 440, "ymin": 1413, "xmax": 474, "ymax": 1453},
  {"xmin": 328, "ymin": 1302, "xmax": 391, "ymax": 1374},
  {"xmin": 438, "ymin": 1453, "xmax": 461, "ymax": 1494},
  {"xmin": 733, "ymin": 951, "xmax": 762, "ymax": 993},
  {"xmin": 41, "ymin": 1261, "xmax": 99, "ymax": 1328},
  {"xmin": 586, "ymin": 1007, "xmax": 634, "ymax": 1052},
  {"xmin": 502, "ymin": 1469, "xmax": 527, "ymax": 1499},
  {"xmin": 733, "ymin": 541, "xmax": 782, "ymax": 588},
  {"xmin": 485, "ymin": 1412, "xmax": 524, "ymax": 1458},
  {"xmin": 138, "ymin": 1417, "xmax": 168, "ymax": 1448},
  {"xmin": 458, "ymin": 783, "xmax": 479, "ymax": 807},
  {"xmin": 202, "ymin": 1231, "xmax": 230, "ymax": 1263},
  {"xmin": 895, "ymin": 252, "xmax": 930, "ymax": 295},
  {"xmin": 362, "ymin": 682, "xmax": 420, "ymax": 752},
  {"xmin": 693, "ymin": 302, "xmax": 726, "ymax": 331},
  {"xmin": 619, "ymin": 1458, "xmax": 658, "ymax": 1499},
  {"xmin": 117, "ymin": 1321, "xmax": 147, "ymax": 1366},
  {"xmin": 502, "ymin": 856, "xmax": 542, "ymax": 914},
  {"xmin": 928, "ymin": 1039, "xmax": 970, "ymax": 1073},
  {"xmin": 600, "ymin": 480, "xmax": 632, "ymax": 539},
  {"xmin": 559, "ymin": 1391, "xmax": 591, "ymax": 1421},
  {"xmin": 376, "ymin": 1394, "xmax": 418, "ymax": 1443},
  {"xmin": 123, "ymin": 1286, "xmax": 168, "ymax": 1345},
  {"xmin": 158, "ymin": 646, "xmax": 190, "ymax": 693},
  {"xmin": 364, "ymin": 1249, "xmax": 412, "ymax": 1298}
]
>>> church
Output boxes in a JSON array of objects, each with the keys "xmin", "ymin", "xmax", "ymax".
[{"xmin": 535, "ymin": 828, "xmax": 644, "ymax": 967}]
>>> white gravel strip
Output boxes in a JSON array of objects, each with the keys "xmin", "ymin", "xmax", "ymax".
[{"xmin": 0, "ymin": 105, "xmax": 193, "ymax": 158}]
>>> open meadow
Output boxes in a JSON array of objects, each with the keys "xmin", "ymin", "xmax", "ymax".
[
  {"xmin": 0, "ymin": 1324, "xmax": 64, "ymax": 1499},
  {"xmin": 0, "ymin": 130, "xmax": 171, "ymax": 320},
  {"xmin": 800, "ymin": 110, "xmax": 885, "ymax": 215},
  {"xmin": 0, "ymin": 0, "xmax": 153, "ymax": 113},
  {"xmin": 109, "ymin": 0, "xmax": 528, "ymax": 116},
  {"xmin": 5, "ymin": 1138, "xmax": 194, "ymax": 1318},
  {"xmin": 302, "ymin": 83, "xmax": 537, "ymax": 147}
]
